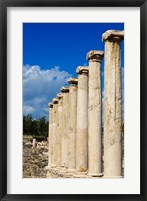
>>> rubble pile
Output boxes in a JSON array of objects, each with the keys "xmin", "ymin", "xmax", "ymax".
[{"xmin": 23, "ymin": 136, "xmax": 48, "ymax": 178}]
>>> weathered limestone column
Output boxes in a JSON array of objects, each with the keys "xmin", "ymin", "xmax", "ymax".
[
  {"xmin": 51, "ymin": 98, "xmax": 58, "ymax": 168},
  {"xmin": 56, "ymin": 93, "xmax": 63, "ymax": 168},
  {"xmin": 86, "ymin": 50, "xmax": 104, "ymax": 177},
  {"xmin": 67, "ymin": 77, "xmax": 78, "ymax": 172},
  {"xmin": 102, "ymin": 30, "xmax": 124, "ymax": 177},
  {"xmin": 76, "ymin": 66, "xmax": 89, "ymax": 173},
  {"xmin": 48, "ymin": 103, "xmax": 53, "ymax": 167},
  {"xmin": 60, "ymin": 87, "xmax": 70, "ymax": 169}
]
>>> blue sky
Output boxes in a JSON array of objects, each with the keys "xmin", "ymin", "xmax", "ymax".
[{"xmin": 23, "ymin": 23, "xmax": 124, "ymax": 119}]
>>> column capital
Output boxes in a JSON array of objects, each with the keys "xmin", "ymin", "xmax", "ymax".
[
  {"xmin": 57, "ymin": 93, "xmax": 63, "ymax": 99},
  {"xmin": 52, "ymin": 98, "xmax": 58, "ymax": 104},
  {"xmin": 67, "ymin": 77, "xmax": 78, "ymax": 85},
  {"xmin": 86, "ymin": 50, "xmax": 104, "ymax": 62},
  {"xmin": 60, "ymin": 86, "xmax": 69, "ymax": 93},
  {"xmin": 102, "ymin": 30, "xmax": 124, "ymax": 42},
  {"xmin": 76, "ymin": 66, "xmax": 89, "ymax": 75},
  {"xmin": 48, "ymin": 102, "xmax": 53, "ymax": 108}
]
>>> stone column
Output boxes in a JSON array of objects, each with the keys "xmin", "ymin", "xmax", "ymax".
[
  {"xmin": 102, "ymin": 30, "xmax": 124, "ymax": 177},
  {"xmin": 67, "ymin": 77, "xmax": 78, "ymax": 172},
  {"xmin": 51, "ymin": 98, "xmax": 58, "ymax": 168},
  {"xmin": 60, "ymin": 87, "xmax": 70, "ymax": 169},
  {"xmin": 56, "ymin": 93, "xmax": 63, "ymax": 168},
  {"xmin": 32, "ymin": 138, "xmax": 36, "ymax": 148},
  {"xmin": 76, "ymin": 66, "xmax": 89, "ymax": 174},
  {"xmin": 48, "ymin": 103, "xmax": 53, "ymax": 167},
  {"xmin": 86, "ymin": 50, "xmax": 104, "ymax": 177}
]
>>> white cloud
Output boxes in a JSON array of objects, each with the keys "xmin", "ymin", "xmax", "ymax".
[
  {"xmin": 23, "ymin": 105, "xmax": 35, "ymax": 114},
  {"xmin": 23, "ymin": 65, "xmax": 71, "ymax": 119}
]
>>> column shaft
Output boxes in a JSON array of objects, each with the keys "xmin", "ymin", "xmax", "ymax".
[
  {"xmin": 87, "ymin": 50, "xmax": 104, "ymax": 176},
  {"xmin": 52, "ymin": 99, "xmax": 58, "ymax": 167},
  {"xmin": 67, "ymin": 78, "xmax": 78, "ymax": 171},
  {"xmin": 60, "ymin": 87, "xmax": 70, "ymax": 168},
  {"xmin": 102, "ymin": 30, "xmax": 124, "ymax": 177},
  {"xmin": 76, "ymin": 67, "xmax": 89, "ymax": 172},
  {"xmin": 56, "ymin": 94, "xmax": 63, "ymax": 167},
  {"xmin": 48, "ymin": 103, "xmax": 53, "ymax": 167}
]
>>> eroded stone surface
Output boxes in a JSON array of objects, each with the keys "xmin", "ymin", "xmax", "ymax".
[
  {"xmin": 51, "ymin": 100, "xmax": 59, "ymax": 167},
  {"xmin": 52, "ymin": 98, "xmax": 58, "ymax": 104},
  {"xmin": 60, "ymin": 87, "xmax": 70, "ymax": 168},
  {"xmin": 48, "ymin": 102, "xmax": 53, "ymax": 167},
  {"xmin": 102, "ymin": 30, "xmax": 124, "ymax": 42},
  {"xmin": 67, "ymin": 78, "xmax": 78, "ymax": 170},
  {"xmin": 55, "ymin": 93, "xmax": 63, "ymax": 167},
  {"xmin": 67, "ymin": 77, "xmax": 78, "ymax": 85},
  {"xmin": 76, "ymin": 66, "xmax": 89, "ymax": 74},
  {"xmin": 57, "ymin": 93, "xmax": 63, "ymax": 99},
  {"xmin": 103, "ymin": 30, "xmax": 123, "ymax": 177},
  {"xmin": 60, "ymin": 86, "xmax": 69, "ymax": 93},
  {"xmin": 87, "ymin": 50, "xmax": 104, "ymax": 176},
  {"xmin": 76, "ymin": 67, "xmax": 89, "ymax": 173},
  {"xmin": 86, "ymin": 50, "xmax": 104, "ymax": 62}
]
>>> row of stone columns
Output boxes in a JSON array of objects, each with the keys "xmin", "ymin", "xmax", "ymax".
[{"xmin": 47, "ymin": 30, "xmax": 124, "ymax": 178}]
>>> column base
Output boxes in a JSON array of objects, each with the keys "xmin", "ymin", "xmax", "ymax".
[
  {"xmin": 67, "ymin": 168, "xmax": 76, "ymax": 173},
  {"xmin": 87, "ymin": 172, "xmax": 103, "ymax": 177},
  {"xmin": 59, "ymin": 166, "xmax": 68, "ymax": 171},
  {"xmin": 53, "ymin": 167, "xmax": 60, "ymax": 173},
  {"xmin": 55, "ymin": 166, "xmax": 62, "ymax": 170},
  {"xmin": 73, "ymin": 171, "xmax": 89, "ymax": 178},
  {"xmin": 103, "ymin": 175, "xmax": 123, "ymax": 178},
  {"xmin": 46, "ymin": 166, "xmax": 56, "ymax": 178},
  {"xmin": 73, "ymin": 174, "xmax": 91, "ymax": 178},
  {"xmin": 58, "ymin": 167, "xmax": 68, "ymax": 175},
  {"xmin": 51, "ymin": 164, "xmax": 56, "ymax": 168},
  {"xmin": 45, "ymin": 165, "xmax": 51, "ymax": 170},
  {"xmin": 75, "ymin": 171, "xmax": 88, "ymax": 175}
]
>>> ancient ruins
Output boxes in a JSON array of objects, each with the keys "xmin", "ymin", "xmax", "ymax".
[{"xmin": 46, "ymin": 30, "xmax": 124, "ymax": 178}]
